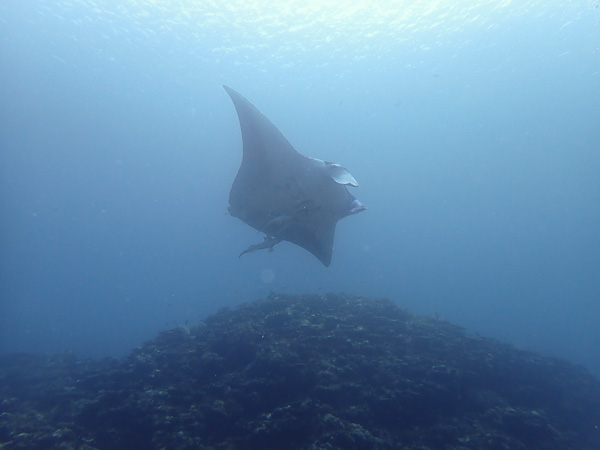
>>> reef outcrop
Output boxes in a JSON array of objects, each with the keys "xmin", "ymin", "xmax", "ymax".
[{"xmin": 1, "ymin": 294, "xmax": 599, "ymax": 448}]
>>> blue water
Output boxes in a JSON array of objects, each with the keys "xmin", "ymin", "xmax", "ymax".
[{"xmin": 1, "ymin": 0, "xmax": 599, "ymax": 377}]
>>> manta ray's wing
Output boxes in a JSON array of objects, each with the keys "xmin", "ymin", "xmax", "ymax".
[{"xmin": 224, "ymin": 85, "xmax": 365, "ymax": 266}]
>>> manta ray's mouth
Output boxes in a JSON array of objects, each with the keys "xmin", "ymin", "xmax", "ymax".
[{"xmin": 349, "ymin": 199, "xmax": 367, "ymax": 215}]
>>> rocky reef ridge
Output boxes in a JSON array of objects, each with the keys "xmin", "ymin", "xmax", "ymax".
[{"xmin": 1, "ymin": 293, "xmax": 599, "ymax": 448}]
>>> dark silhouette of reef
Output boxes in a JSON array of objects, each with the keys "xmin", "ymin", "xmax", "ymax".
[{"xmin": 1, "ymin": 294, "xmax": 599, "ymax": 449}]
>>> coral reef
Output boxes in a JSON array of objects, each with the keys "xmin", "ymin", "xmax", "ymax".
[{"xmin": 1, "ymin": 294, "xmax": 599, "ymax": 448}]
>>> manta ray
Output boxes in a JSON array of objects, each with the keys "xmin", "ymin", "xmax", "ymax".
[{"xmin": 224, "ymin": 86, "xmax": 366, "ymax": 267}]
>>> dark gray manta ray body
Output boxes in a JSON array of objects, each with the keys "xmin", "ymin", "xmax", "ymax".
[{"xmin": 224, "ymin": 86, "xmax": 366, "ymax": 267}]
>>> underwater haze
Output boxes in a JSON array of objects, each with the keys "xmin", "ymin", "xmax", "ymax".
[{"xmin": 1, "ymin": 0, "xmax": 599, "ymax": 377}]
